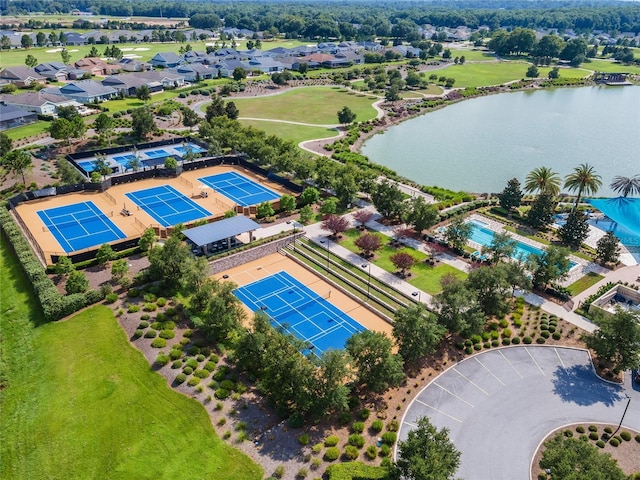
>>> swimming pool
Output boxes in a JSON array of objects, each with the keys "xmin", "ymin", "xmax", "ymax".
[{"xmin": 467, "ymin": 219, "xmax": 577, "ymax": 267}]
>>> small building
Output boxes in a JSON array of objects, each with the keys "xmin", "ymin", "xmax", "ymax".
[
  {"xmin": 44, "ymin": 80, "xmax": 118, "ymax": 103},
  {"xmin": 0, "ymin": 92, "xmax": 80, "ymax": 116},
  {"xmin": 182, "ymin": 216, "xmax": 261, "ymax": 256},
  {"xmin": 0, "ymin": 104, "xmax": 38, "ymax": 131},
  {"xmin": 150, "ymin": 52, "xmax": 183, "ymax": 69},
  {"xmin": 0, "ymin": 66, "xmax": 47, "ymax": 88},
  {"xmin": 589, "ymin": 284, "xmax": 640, "ymax": 317}
]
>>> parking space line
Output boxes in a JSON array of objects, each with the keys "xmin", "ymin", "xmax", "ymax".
[
  {"xmin": 453, "ymin": 368, "xmax": 489, "ymax": 395},
  {"xmin": 525, "ymin": 347, "xmax": 545, "ymax": 375},
  {"xmin": 499, "ymin": 350, "xmax": 524, "ymax": 379},
  {"xmin": 474, "ymin": 357, "xmax": 506, "ymax": 386},
  {"xmin": 404, "ymin": 420, "xmax": 419, "ymax": 429},
  {"xmin": 415, "ymin": 399, "xmax": 462, "ymax": 423},
  {"xmin": 554, "ymin": 348, "xmax": 566, "ymax": 369},
  {"xmin": 433, "ymin": 382, "xmax": 475, "ymax": 407}
]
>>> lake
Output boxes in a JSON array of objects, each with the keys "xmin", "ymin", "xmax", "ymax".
[{"xmin": 361, "ymin": 86, "xmax": 640, "ymax": 197}]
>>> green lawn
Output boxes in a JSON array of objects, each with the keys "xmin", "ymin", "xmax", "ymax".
[
  {"xmin": 4, "ymin": 120, "xmax": 51, "ymax": 140},
  {"xmin": 239, "ymin": 119, "xmax": 337, "ymax": 146},
  {"xmin": 226, "ymin": 87, "xmax": 378, "ymax": 124},
  {"xmin": 0, "ymin": 242, "xmax": 261, "ymax": 480},
  {"xmin": 447, "ymin": 49, "xmax": 498, "ymax": 62},
  {"xmin": 408, "ymin": 262, "xmax": 467, "ymax": 294},
  {"xmin": 567, "ymin": 272, "xmax": 605, "ymax": 296},
  {"xmin": 503, "ymin": 225, "xmax": 551, "ymax": 245},
  {"xmin": 585, "ymin": 58, "xmax": 640, "ymax": 75}
]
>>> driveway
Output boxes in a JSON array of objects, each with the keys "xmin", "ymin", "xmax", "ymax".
[{"xmin": 398, "ymin": 346, "xmax": 640, "ymax": 480}]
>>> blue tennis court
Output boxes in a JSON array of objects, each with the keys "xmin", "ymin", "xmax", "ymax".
[
  {"xmin": 174, "ymin": 143, "xmax": 205, "ymax": 156},
  {"xmin": 37, "ymin": 201, "xmax": 126, "ymax": 253},
  {"xmin": 234, "ymin": 271, "xmax": 366, "ymax": 356},
  {"xmin": 198, "ymin": 171, "xmax": 280, "ymax": 207},
  {"xmin": 125, "ymin": 185, "xmax": 211, "ymax": 227},
  {"xmin": 113, "ymin": 154, "xmax": 137, "ymax": 167},
  {"xmin": 145, "ymin": 149, "xmax": 170, "ymax": 159}
]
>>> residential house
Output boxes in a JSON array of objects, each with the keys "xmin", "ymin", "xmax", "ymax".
[
  {"xmin": 34, "ymin": 62, "xmax": 69, "ymax": 82},
  {"xmin": 150, "ymin": 52, "xmax": 183, "ymax": 68},
  {"xmin": 170, "ymin": 63, "xmax": 215, "ymax": 82},
  {"xmin": 359, "ymin": 41, "xmax": 383, "ymax": 52},
  {"xmin": 74, "ymin": 57, "xmax": 121, "ymax": 76},
  {"xmin": 246, "ymin": 57, "xmax": 285, "ymax": 74},
  {"xmin": 321, "ymin": 51, "xmax": 364, "ymax": 68},
  {"xmin": 118, "ymin": 58, "xmax": 152, "ymax": 72},
  {"xmin": 43, "ymin": 80, "xmax": 117, "ymax": 103},
  {"xmin": 0, "ymin": 92, "xmax": 80, "ymax": 116},
  {"xmin": 0, "ymin": 66, "xmax": 47, "ymax": 87},
  {"xmin": 65, "ymin": 32, "xmax": 89, "ymax": 46},
  {"xmin": 101, "ymin": 74, "xmax": 163, "ymax": 97},
  {"xmin": 183, "ymin": 50, "xmax": 209, "ymax": 64},
  {"xmin": 391, "ymin": 45, "xmax": 421, "ymax": 58},
  {"xmin": 215, "ymin": 59, "xmax": 251, "ymax": 78},
  {"xmin": 0, "ymin": 104, "xmax": 38, "ymax": 131}
]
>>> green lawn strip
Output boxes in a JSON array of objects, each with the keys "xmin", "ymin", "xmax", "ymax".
[
  {"xmin": 0, "ymin": 242, "xmax": 261, "ymax": 480},
  {"xmin": 228, "ymin": 87, "xmax": 378, "ymax": 124},
  {"xmin": 567, "ymin": 272, "xmax": 605, "ymax": 296},
  {"xmin": 503, "ymin": 225, "xmax": 551, "ymax": 245},
  {"xmin": 445, "ymin": 62, "xmax": 588, "ymax": 88},
  {"xmin": 416, "ymin": 84, "xmax": 444, "ymax": 95},
  {"xmin": 586, "ymin": 58, "xmax": 640, "ymax": 75},
  {"xmin": 5, "ymin": 120, "xmax": 51, "ymax": 141},
  {"xmin": 408, "ymin": 262, "xmax": 467, "ymax": 295},
  {"xmin": 239, "ymin": 119, "xmax": 337, "ymax": 145},
  {"xmin": 447, "ymin": 49, "xmax": 498, "ymax": 61}
]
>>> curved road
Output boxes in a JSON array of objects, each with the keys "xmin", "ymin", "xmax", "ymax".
[{"xmin": 398, "ymin": 346, "xmax": 640, "ymax": 480}]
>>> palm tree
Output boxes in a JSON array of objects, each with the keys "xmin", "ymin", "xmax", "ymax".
[
  {"xmin": 564, "ymin": 163, "xmax": 602, "ymax": 210},
  {"xmin": 610, "ymin": 175, "xmax": 640, "ymax": 197},
  {"xmin": 524, "ymin": 166, "xmax": 561, "ymax": 196}
]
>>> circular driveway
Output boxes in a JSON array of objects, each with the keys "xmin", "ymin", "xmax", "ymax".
[{"xmin": 398, "ymin": 346, "xmax": 640, "ymax": 480}]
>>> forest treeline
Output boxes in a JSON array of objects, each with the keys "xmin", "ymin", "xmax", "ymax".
[{"xmin": 4, "ymin": 1, "xmax": 640, "ymax": 36}]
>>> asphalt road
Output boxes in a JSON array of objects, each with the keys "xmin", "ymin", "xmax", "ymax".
[{"xmin": 398, "ymin": 346, "xmax": 640, "ymax": 480}]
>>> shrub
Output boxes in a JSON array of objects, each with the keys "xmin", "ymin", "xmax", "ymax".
[
  {"xmin": 223, "ymin": 430, "xmax": 231, "ymax": 440},
  {"xmin": 210, "ymin": 353, "xmax": 219, "ymax": 363},
  {"xmin": 387, "ymin": 420, "xmax": 399, "ymax": 432},
  {"xmin": 576, "ymin": 426, "xmax": 585, "ymax": 434},
  {"xmin": 465, "ymin": 346, "xmax": 473, "ymax": 354},
  {"xmin": 366, "ymin": 445, "xmax": 377, "ymax": 460},
  {"xmin": 169, "ymin": 349, "xmax": 182, "ymax": 360},
  {"xmin": 312, "ymin": 443, "xmax": 323, "ymax": 454},
  {"xmin": 144, "ymin": 329, "xmax": 157, "ymax": 339},
  {"xmin": 185, "ymin": 358, "xmax": 199, "ymax": 369},
  {"xmin": 157, "ymin": 297, "xmax": 167, "ymax": 307},
  {"xmin": 159, "ymin": 329, "xmax": 175, "ymax": 339},
  {"xmin": 175, "ymin": 373, "xmax": 187, "ymax": 384},
  {"xmin": 501, "ymin": 328, "xmax": 512, "ymax": 338},
  {"xmin": 348, "ymin": 434, "xmax": 365, "ymax": 448},
  {"xmin": 138, "ymin": 321, "xmax": 149, "ymax": 329},
  {"xmin": 105, "ymin": 293, "xmax": 118, "ymax": 304},
  {"xmin": 140, "ymin": 313, "xmax": 150, "ymax": 320},
  {"xmin": 635, "ymin": 434, "xmax": 640, "ymax": 443},
  {"xmin": 133, "ymin": 329, "xmax": 143, "ymax": 339},
  {"xmin": 324, "ymin": 447, "xmax": 340, "ymax": 461},
  {"xmin": 299, "ymin": 433, "xmax": 310, "ymax": 445},
  {"xmin": 353, "ymin": 422, "xmax": 365, "ymax": 433},
  {"xmin": 620, "ymin": 431, "xmax": 632, "ymax": 441},
  {"xmin": 371, "ymin": 419, "xmax": 384, "ymax": 432},
  {"xmin": 155, "ymin": 354, "xmax": 170, "ymax": 366},
  {"xmin": 589, "ymin": 432, "xmax": 599, "ymax": 440},
  {"xmin": 215, "ymin": 388, "xmax": 230, "ymax": 399},
  {"xmin": 296, "ymin": 467, "xmax": 308, "ymax": 479},
  {"xmin": 183, "ymin": 329, "xmax": 193, "ymax": 338},
  {"xmin": 564, "ymin": 429, "xmax": 573, "ymax": 437},
  {"xmin": 220, "ymin": 379, "xmax": 235, "ymax": 391},
  {"xmin": 379, "ymin": 444, "xmax": 391, "ymax": 457},
  {"xmin": 359, "ymin": 408, "xmax": 370, "ymax": 420},
  {"xmin": 609, "ymin": 438, "xmax": 619, "ymax": 447},
  {"xmin": 196, "ymin": 354, "xmax": 205, "ymax": 362},
  {"xmin": 150, "ymin": 322, "xmax": 162, "ymax": 330},
  {"xmin": 213, "ymin": 370, "xmax": 226, "ymax": 381},
  {"xmin": 194, "ymin": 369, "xmax": 209, "ymax": 379},
  {"xmin": 343, "ymin": 445, "xmax": 360, "ymax": 460},
  {"xmin": 502, "ymin": 338, "xmax": 511, "ymax": 346},
  {"xmin": 596, "ymin": 440, "xmax": 605, "ymax": 448},
  {"xmin": 470, "ymin": 334, "xmax": 482, "ymax": 344},
  {"xmin": 491, "ymin": 340, "xmax": 499, "ymax": 347},
  {"xmin": 483, "ymin": 342, "xmax": 491, "ymax": 349},
  {"xmin": 338, "ymin": 412, "xmax": 352, "ymax": 425},
  {"xmin": 187, "ymin": 377, "xmax": 200, "ymax": 386},
  {"xmin": 474, "ymin": 343, "xmax": 482, "ymax": 351},
  {"xmin": 536, "ymin": 337, "xmax": 546, "ymax": 344},
  {"xmin": 523, "ymin": 336, "xmax": 533, "ymax": 344},
  {"xmin": 171, "ymin": 360, "xmax": 182, "ymax": 369},
  {"xmin": 588, "ymin": 425, "xmax": 598, "ymax": 432},
  {"xmin": 604, "ymin": 427, "xmax": 613, "ymax": 434},
  {"xmin": 182, "ymin": 366, "xmax": 193, "ymax": 375},
  {"xmin": 143, "ymin": 303, "xmax": 157, "ymax": 312},
  {"xmin": 499, "ymin": 319, "xmax": 509, "ymax": 328},
  {"xmin": 162, "ymin": 320, "xmax": 176, "ymax": 330},
  {"xmin": 325, "ymin": 435, "xmax": 339, "ymax": 447},
  {"xmin": 540, "ymin": 330, "xmax": 550, "ymax": 338},
  {"xmin": 381, "ymin": 432, "xmax": 397, "ymax": 445},
  {"xmin": 128, "ymin": 288, "xmax": 140, "ymax": 297},
  {"xmin": 511, "ymin": 336, "xmax": 521, "ymax": 345},
  {"xmin": 204, "ymin": 361, "xmax": 217, "ymax": 372},
  {"xmin": 552, "ymin": 332, "xmax": 562, "ymax": 340}
]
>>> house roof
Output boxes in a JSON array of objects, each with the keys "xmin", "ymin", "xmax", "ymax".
[
  {"xmin": 0, "ymin": 66, "xmax": 45, "ymax": 81},
  {"xmin": 183, "ymin": 216, "xmax": 260, "ymax": 247},
  {"xmin": 152, "ymin": 52, "xmax": 182, "ymax": 63},
  {"xmin": 0, "ymin": 104, "xmax": 37, "ymax": 122},
  {"xmin": 0, "ymin": 92, "xmax": 72, "ymax": 107},
  {"xmin": 60, "ymin": 80, "xmax": 117, "ymax": 96}
]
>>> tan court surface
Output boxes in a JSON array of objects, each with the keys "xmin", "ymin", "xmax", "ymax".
[
  {"xmin": 216, "ymin": 253, "xmax": 393, "ymax": 337},
  {"xmin": 13, "ymin": 165, "xmax": 291, "ymax": 264}
]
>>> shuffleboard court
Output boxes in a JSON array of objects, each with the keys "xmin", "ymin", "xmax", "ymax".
[
  {"xmin": 125, "ymin": 185, "xmax": 211, "ymax": 227},
  {"xmin": 198, "ymin": 171, "xmax": 280, "ymax": 207},
  {"xmin": 37, "ymin": 201, "xmax": 126, "ymax": 253},
  {"xmin": 233, "ymin": 271, "xmax": 366, "ymax": 356}
]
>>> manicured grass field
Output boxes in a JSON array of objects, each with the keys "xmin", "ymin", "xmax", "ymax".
[
  {"xmin": 227, "ymin": 87, "xmax": 378, "ymax": 124},
  {"xmin": 447, "ymin": 49, "xmax": 497, "ymax": 62},
  {"xmin": 585, "ymin": 58, "xmax": 640, "ymax": 75},
  {"xmin": 567, "ymin": 272, "xmax": 605, "ymax": 296},
  {"xmin": 4, "ymin": 120, "xmax": 51, "ymax": 140},
  {"xmin": 239, "ymin": 119, "xmax": 337, "ymax": 146},
  {"xmin": 407, "ymin": 262, "xmax": 467, "ymax": 294},
  {"xmin": 0, "ymin": 242, "xmax": 261, "ymax": 480}
]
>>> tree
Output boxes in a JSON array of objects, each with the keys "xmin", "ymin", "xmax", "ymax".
[
  {"xmin": 337, "ymin": 106, "xmax": 357, "ymax": 125},
  {"xmin": 88, "ymin": 46, "xmax": 99, "ymax": 57},
  {"xmin": 298, "ymin": 204, "xmax": 314, "ymax": 225},
  {"xmin": 0, "ymin": 132, "xmax": 12, "ymax": 157},
  {"xmin": 534, "ymin": 34, "xmax": 564, "ymax": 58},
  {"xmin": 36, "ymin": 32, "xmax": 46, "ymax": 47},
  {"xmin": 564, "ymin": 163, "xmax": 602, "ymax": 210},
  {"xmin": 405, "ymin": 196, "xmax": 438, "ymax": 234},
  {"xmin": 502, "ymin": 261, "xmax": 532, "ymax": 296},
  {"xmin": 321, "ymin": 214, "xmax": 350, "ymax": 238},
  {"xmin": 320, "ymin": 198, "xmax": 337, "ymax": 215},
  {"xmin": 148, "ymin": 235, "xmax": 192, "ymax": 291},
  {"xmin": 352, "ymin": 209, "xmax": 374, "ymax": 228},
  {"xmin": 92, "ymin": 154, "xmax": 111, "ymax": 179},
  {"xmin": 25, "ymin": 54, "xmax": 37, "ymax": 67},
  {"xmin": 560, "ymin": 38, "xmax": 588, "ymax": 62},
  {"xmin": 205, "ymin": 96, "xmax": 226, "ymax": 120},
  {"xmin": 481, "ymin": 231, "xmax": 517, "ymax": 263},
  {"xmin": 111, "ymin": 259, "xmax": 129, "ymax": 284},
  {"xmin": 609, "ymin": 175, "xmax": 640, "ymax": 197},
  {"xmin": 527, "ymin": 246, "xmax": 571, "ymax": 288},
  {"xmin": 385, "ymin": 84, "xmax": 400, "ymax": 101},
  {"xmin": 595, "ymin": 231, "xmax": 620, "ymax": 265},
  {"xmin": 224, "ymin": 102, "xmax": 239, "ymax": 120},
  {"xmin": 164, "ymin": 157, "xmax": 178, "ymax": 170},
  {"xmin": 466, "ymin": 265, "xmax": 512, "ymax": 317},
  {"xmin": 527, "ymin": 193, "xmax": 556, "ymax": 229},
  {"xmin": 498, "ymin": 178, "xmax": 523, "ymax": 212},
  {"xmin": 181, "ymin": 107, "xmax": 200, "ymax": 129},
  {"xmin": 390, "ymin": 252, "xmax": 416, "ymax": 277},
  {"xmin": 65, "ymin": 270, "xmax": 89, "ymax": 294},
  {"xmin": 311, "ymin": 349, "xmax": 352, "ymax": 414},
  {"xmin": 444, "ymin": 217, "xmax": 472, "ymax": 252},
  {"xmin": 334, "ymin": 173, "xmax": 358, "ymax": 208},
  {"xmin": 524, "ymin": 166, "xmax": 561, "ymax": 195},
  {"xmin": 49, "ymin": 118, "xmax": 74, "ymax": 145},
  {"xmin": 93, "ymin": 113, "xmax": 114, "ymax": 146},
  {"xmin": 232, "ymin": 67, "xmax": 247, "ymax": 81},
  {"xmin": 583, "ymin": 309, "xmax": 640, "ymax": 373},
  {"xmin": 131, "ymin": 107, "xmax": 156, "ymax": 141},
  {"xmin": 393, "ymin": 305, "xmax": 445, "ymax": 364},
  {"xmin": 525, "ymin": 65, "xmax": 539, "ymax": 78},
  {"xmin": 193, "ymin": 281, "xmax": 245, "ymax": 343},
  {"xmin": 354, "ymin": 232, "xmax": 382, "ymax": 258},
  {"xmin": 371, "ymin": 180, "xmax": 405, "ymax": 220},
  {"xmin": 345, "ymin": 330, "xmax": 404, "ymax": 393},
  {"xmin": 54, "ymin": 256, "xmax": 75, "ymax": 277},
  {"xmin": 60, "ymin": 47, "xmax": 71, "ymax": 64},
  {"xmin": 558, "ymin": 210, "xmax": 590, "ymax": 250},
  {"xmin": 548, "ymin": 66, "xmax": 560, "ymax": 79},
  {"xmin": 2, "ymin": 150, "xmax": 32, "ymax": 184},
  {"xmin": 280, "ymin": 194, "xmax": 296, "ymax": 215},
  {"xmin": 434, "ymin": 274, "xmax": 486, "ymax": 335},
  {"xmin": 300, "ymin": 187, "xmax": 320, "ymax": 206},
  {"xmin": 96, "ymin": 243, "xmax": 115, "ymax": 267},
  {"xmin": 256, "ymin": 201, "xmax": 275, "ymax": 219},
  {"xmin": 539, "ymin": 433, "xmax": 626, "ymax": 480},
  {"xmin": 396, "ymin": 416, "xmax": 461, "ymax": 480},
  {"xmin": 136, "ymin": 85, "xmax": 151, "ymax": 102},
  {"xmin": 21, "ymin": 34, "xmax": 33, "ymax": 49}
]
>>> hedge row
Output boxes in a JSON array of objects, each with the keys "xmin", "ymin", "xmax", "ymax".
[
  {"xmin": 326, "ymin": 461, "xmax": 390, "ymax": 480},
  {"xmin": 0, "ymin": 206, "xmax": 103, "ymax": 321}
]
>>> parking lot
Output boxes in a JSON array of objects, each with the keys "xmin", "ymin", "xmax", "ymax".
[{"xmin": 398, "ymin": 346, "xmax": 640, "ymax": 480}]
